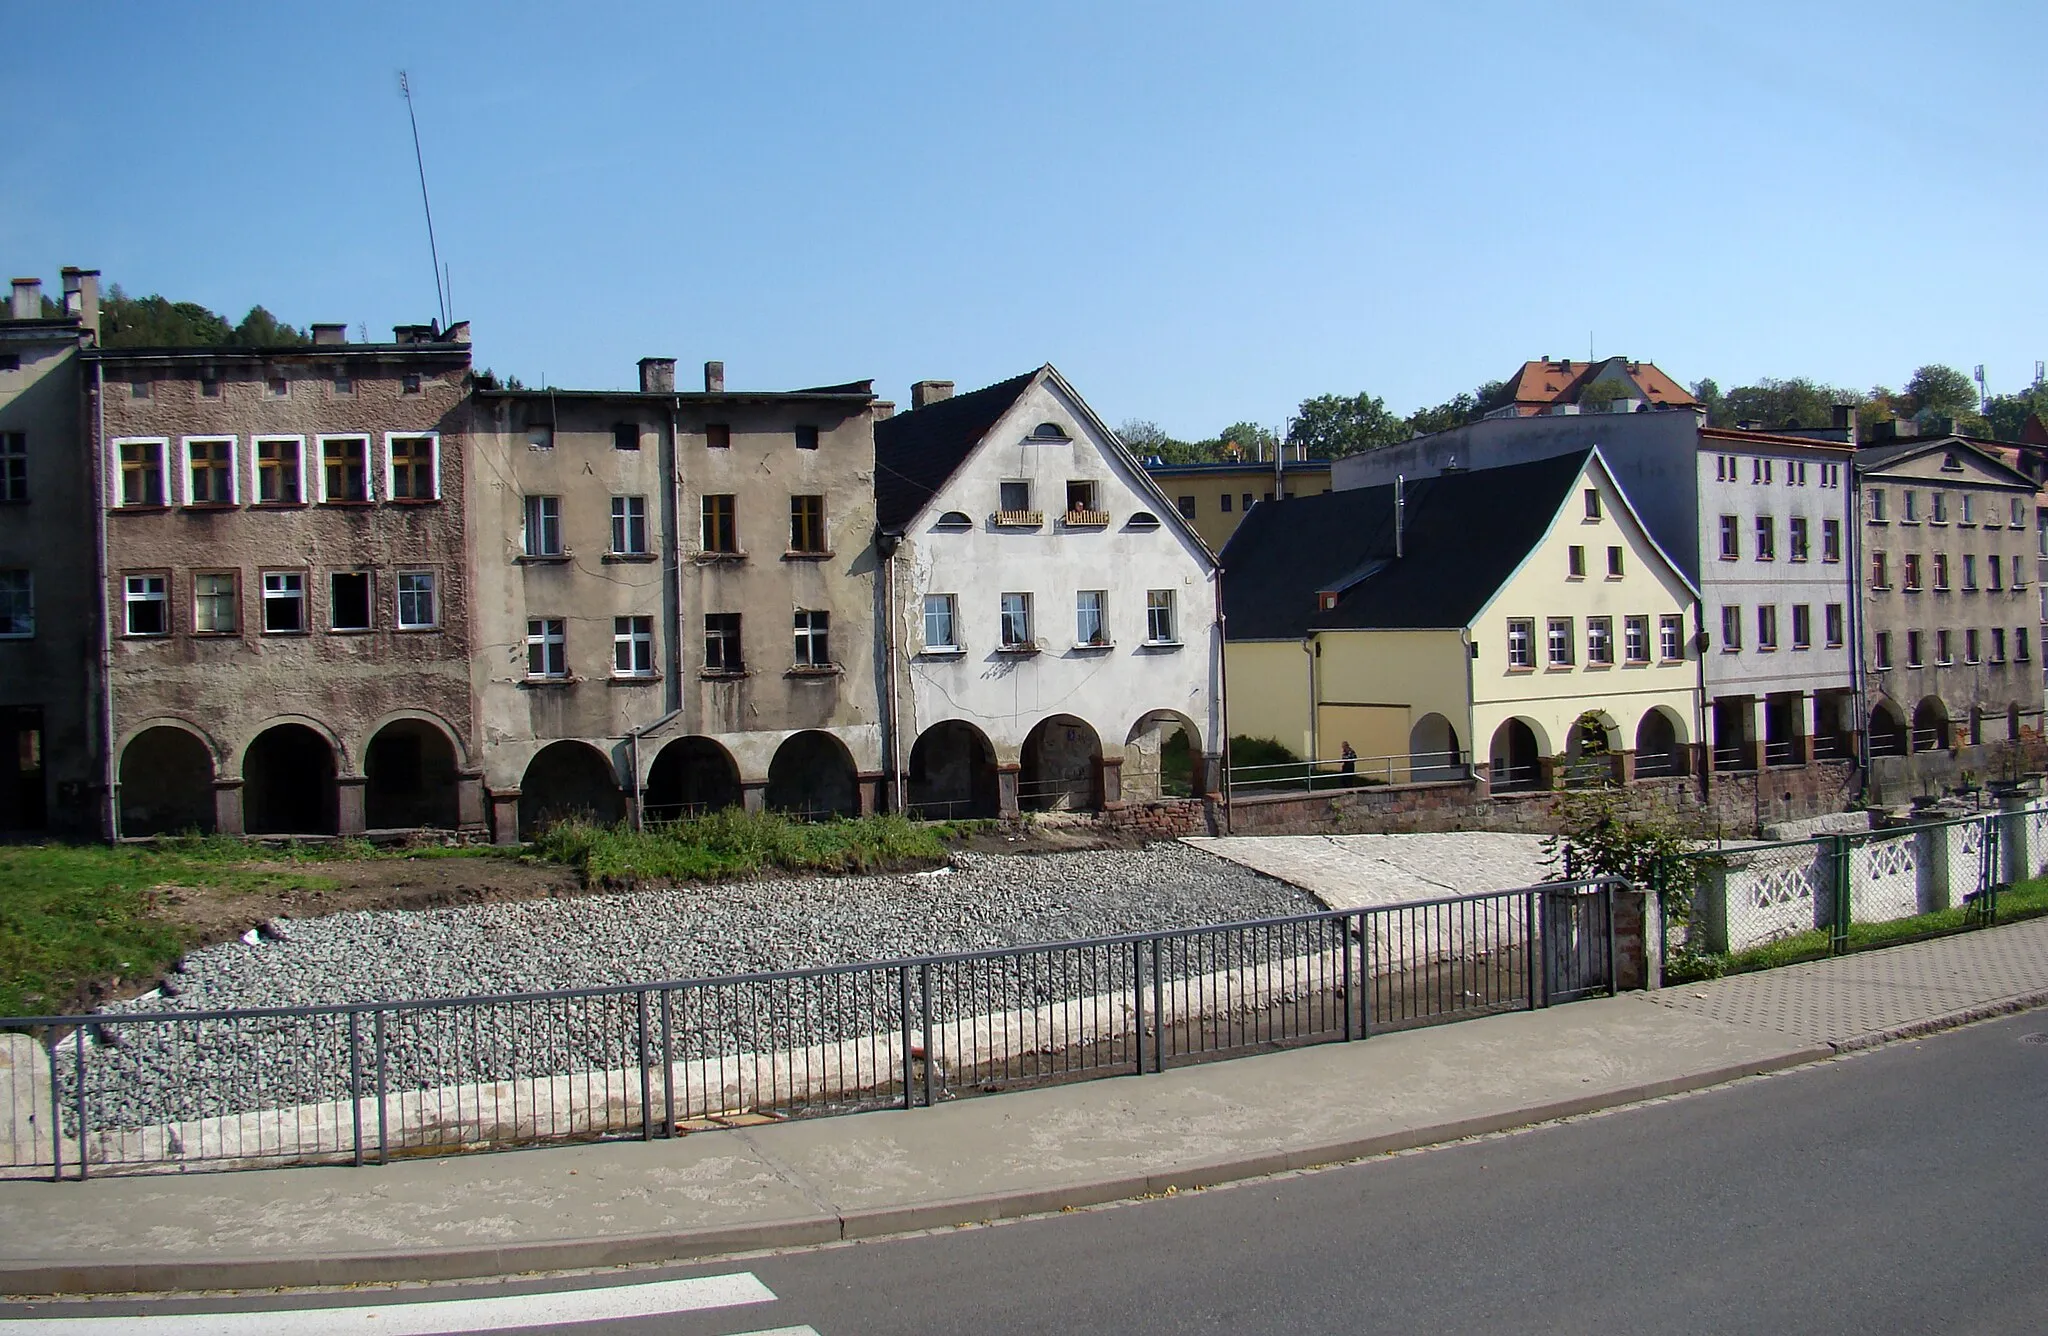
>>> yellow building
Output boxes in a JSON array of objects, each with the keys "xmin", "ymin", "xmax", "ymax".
[
  {"xmin": 1144, "ymin": 456, "xmax": 1332, "ymax": 554},
  {"xmin": 1221, "ymin": 448, "xmax": 1702, "ymax": 791}
]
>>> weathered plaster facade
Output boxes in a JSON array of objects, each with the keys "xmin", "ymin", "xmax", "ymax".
[
  {"xmin": 1142, "ymin": 456, "xmax": 1331, "ymax": 553},
  {"xmin": 87, "ymin": 326, "xmax": 481, "ymax": 839}
]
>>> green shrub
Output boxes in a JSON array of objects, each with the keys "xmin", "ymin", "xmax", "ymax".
[{"xmin": 531, "ymin": 810, "xmax": 950, "ymax": 884}]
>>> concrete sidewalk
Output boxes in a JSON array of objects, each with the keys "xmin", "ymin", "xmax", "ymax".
[{"xmin": 5, "ymin": 917, "xmax": 2047, "ymax": 1297}]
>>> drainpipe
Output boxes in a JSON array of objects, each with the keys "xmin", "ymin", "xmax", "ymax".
[
  {"xmin": 92, "ymin": 359, "xmax": 117, "ymax": 841},
  {"xmin": 1460, "ymin": 626, "xmax": 1476, "ymax": 776},
  {"xmin": 1213, "ymin": 569, "xmax": 1230, "ymax": 832},
  {"xmin": 881, "ymin": 537, "xmax": 904, "ymax": 813},
  {"xmin": 1302, "ymin": 634, "xmax": 1318, "ymax": 763},
  {"xmin": 1846, "ymin": 475, "xmax": 1870, "ymax": 770}
]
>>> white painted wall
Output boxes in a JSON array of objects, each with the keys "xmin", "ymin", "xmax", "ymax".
[{"xmin": 891, "ymin": 375, "xmax": 1221, "ymax": 776}]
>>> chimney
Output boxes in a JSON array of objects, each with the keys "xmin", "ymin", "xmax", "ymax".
[
  {"xmin": 312, "ymin": 323, "xmax": 348, "ymax": 346},
  {"xmin": 60, "ymin": 267, "xmax": 99, "ymax": 339},
  {"xmin": 444, "ymin": 320, "xmax": 471, "ymax": 344},
  {"xmin": 703, "ymin": 361, "xmax": 725, "ymax": 393},
  {"xmin": 1830, "ymin": 402, "xmax": 1854, "ymax": 439},
  {"xmin": 639, "ymin": 357, "xmax": 676, "ymax": 393},
  {"xmin": 873, "ymin": 400, "xmax": 896, "ymax": 421},
  {"xmin": 10, "ymin": 278, "xmax": 42, "ymax": 320},
  {"xmin": 1394, "ymin": 475, "xmax": 1405, "ymax": 559},
  {"xmin": 912, "ymin": 380, "xmax": 955, "ymax": 409}
]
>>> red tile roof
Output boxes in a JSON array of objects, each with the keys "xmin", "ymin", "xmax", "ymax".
[{"xmin": 1503, "ymin": 358, "xmax": 1697, "ymax": 415}]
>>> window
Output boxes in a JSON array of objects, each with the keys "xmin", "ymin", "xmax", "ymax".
[
  {"xmin": 1076, "ymin": 590, "xmax": 1108, "ymax": 645},
  {"xmin": 1755, "ymin": 515, "xmax": 1776, "ymax": 561},
  {"xmin": 117, "ymin": 439, "xmax": 166, "ymax": 507},
  {"xmin": 526, "ymin": 618, "xmax": 567, "ymax": 678},
  {"xmin": 200, "ymin": 374, "xmax": 220, "ymax": 398},
  {"xmin": 794, "ymin": 425, "xmax": 819, "ymax": 451},
  {"xmin": 705, "ymin": 423, "xmax": 731, "ymax": 449},
  {"xmin": 1825, "ymin": 603, "xmax": 1844, "ymax": 648},
  {"xmin": 793, "ymin": 609, "xmax": 830, "ymax": 665},
  {"xmin": 1507, "ymin": 618, "xmax": 1534, "ymax": 668},
  {"xmin": 1993, "ymin": 627, "xmax": 2008, "ymax": 662},
  {"xmin": 1242, "ymin": 492, "xmax": 1254, "ymax": 511},
  {"xmin": 702, "ymin": 494, "xmax": 738, "ymax": 552},
  {"xmin": 1964, "ymin": 554, "xmax": 1979, "ymax": 591},
  {"xmin": 704, "ymin": 613, "xmax": 743, "ymax": 672},
  {"xmin": 1871, "ymin": 551, "xmax": 1889, "ymax": 589},
  {"xmin": 1031, "ymin": 421, "xmax": 1070, "ymax": 441},
  {"xmin": 790, "ymin": 495, "xmax": 827, "ymax": 553},
  {"xmin": 396, "ymin": 571, "xmax": 437, "ymax": 629},
  {"xmin": 1868, "ymin": 489, "xmax": 1887, "ymax": 522},
  {"xmin": 1720, "ymin": 604, "xmax": 1742, "ymax": 651},
  {"xmin": 2014, "ymin": 554, "xmax": 2029, "ymax": 589},
  {"xmin": 1586, "ymin": 616, "xmax": 1614, "ymax": 665},
  {"xmin": 1624, "ymin": 615, "xmax": 1649, "ymax": 663},
  {"xmin": 1932, "ymin": 492, "xmax": 1948, "ymax": 524},
  {"xmin": 523, "ymin": 495, "xmax": 563, "ymax": 557},
  {"xmin": 1719, "ymin": 515, "xmax": 1739, "ymax": 560},
  {"xmin": 612, "ymin": 423, "xmax": 640, "ymax": 452},
  {"xmin": 261, "ymin": 571, "xmax": 305, "ymax": 633},
  {"xmin": 2014, "ymin": 497, "xmax": 2027, "ymax": 527},
  {"xmin": 1583, "ymin": 488, "xmax": 1601, "ymax": 520},
  {"xmin": 1660, "ymin": 613, "xmax": 1684, "ymax": 662},
  {"xmin": 387, "ymin": 433, "xmax": 438, "ymax": 501},
  {"xmin": 1788, "ymin": 516, "xmax": 1809, "ymax": 562},
  {"xmin": 1902, "ymin": 490, "xmax": 1919, "ymax": 522},
  {"xmin": 1933, "ymin": 553, "xmax": 1949, "ymax": 591},
  {"xmin": 1906, "ymin": 630, "xmax": 1923, "ymax": 667},
  {"xmin": 0, "ymin": 432, "xmax": 24, "ymax": 502},
  {"xmin": 527, "ymin": 425, "xmax": 554, "ymax": 451},
  {"xmin": 1876, "ymin": 631, "xmax": 1893, "ymax": 669},
  {"xmin": 611, "ymin": 496, "xmax": 649, "ymax": 555},
  {"xmin": 320, "ymin": 435, "xmax": 370, "ymax": 503},
  {"xmin": 999, "ymin": 481, "xmax": 1032, "ymax": 513},
  {"xmin": 1991, "ymin": 554, "xmax": 2004, "ymax": 590},
  {"xmin": 614, "ymin": 616, "xmax": 655, "ymax": 676},
  {"xmin": 1966, "ymin": 628, "xmax": 1981, "ymax": 664},
  {"xmin": 923, "ymin": 594, "xmax": 958, "ymax": 650},
  {"xmin": 333, "ymin": 370, "xmax": 352, "ymax": 395},
  {"xmin": 2019, "ymin": 627, "xmax": 2032, "ymax": 662},
  {"xmin": 1791, "ymin": 604, "xmax": 1811, "ymax": 650},
  {"xmin": 254, "ymin": 437, "xmax": 303, "ymax": 503},
  {"xmin": 266, "ymin": 374, "xmax": 288, "ymax": 398},
  {"xmin": 1822, "ymin": 518, "xmax": 1841, "ymax": 562},
  {"xmin": 329, "ymin": 572, "xmax": 371, "ymax": 631},
  {"xmin": 184, "ymin": 437, "xmax": 235, "ymax": 505},
  {"xmin": 1176, "ymin": 495, "xmax": 1196, "ymax": 519},
  {"xmin": 1567, "ymin": 545, "xmax": 1586, "ymax": 579},
  {"xmin": 1066, "ymin": 480, "xmax": 1098, "ymax": 515},
  {"xmin": 186, "ymin": 571, "xmax": 235, "ymax": 635},
  {"xmin": 1936, "ymin": 629, "xmax": 1953, "ymax": 665},
  {"xmin": 0, "ymin": 571, "xmax": 31, "ymax": 638},
  {"xmin": 934, "ymin": 510, "xmax": 974, "ymax": 531},
  {"xmin": 1903, "ymin": 553, "xmax": 1922, "ymax": 591},
  {"xmin": 1756, "ymin": 604, "xmax": 1778, "ymax": 651},
  {"xmin": 1547, "ymin": 616, "xmax": 1574, "ymax": 667},
  {"xmin": 401, "ymin": 372, "xmax": 421, "ymax": 395},
  {"xmin": 1147, "ymin": 589, "xmax": 1178, "ymax": 643},
  {"xmin": 1219, "ymin": 493, "xmax": 1233, "ymax": 514},
  {"xmin": 129, "ymin": 378, "xmax": 149, "ymax": 399},
  {"xmin": 1961, "ymin": 494, "xmax": 1976, "ymax": 524},
  {"xmin": 1607, "ymin": 546, "xmax": 1624, "ymax": 578},
  {"xmin": 124, "ymin": 574, "xmax": 168, "ymax": 635},
  {"xmin": 1001, "ymin": 593, "xmax": 1033, "ymax": 647}
]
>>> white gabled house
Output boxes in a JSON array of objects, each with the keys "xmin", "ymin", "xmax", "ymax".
[{"xmin": 875, "ymin": 366, "xmax": 1222, "ymax": 817}]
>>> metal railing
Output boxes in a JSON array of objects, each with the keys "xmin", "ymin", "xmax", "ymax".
[
  {"xmin": 1016, "ymin": 775, "xmax": 1096, "ymax": 812},
  {"xmin": 1712, "ymin": 744, "xmax": 1756, "ymax": 773},
  {"xmin": 1228, "ymin": 749, "xmax": 1468, "ymax": 797},
  {"xmin": 1763, "ymin": 738, "xmax": 1798, "ymax": 768},
  {"xmin": 1, "ymin": 880, "xmax": 1623, "ymax": 1180}
]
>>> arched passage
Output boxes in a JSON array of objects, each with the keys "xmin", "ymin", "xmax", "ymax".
[
  {"xmin": 1870, "ymin": 701, "xmax": 1908, "ymax": 757},
  {"xmin": 643, "ymin": 737, "xmax": 742, "ymax": 821},
  {"xmin": 1408, "ymin": 713, "xmax": 1462, "ymax": 782},
  {"xmin": 1912, "ymin": 696, "xmax": 1950, "ymax": 753},
  {"xmin": 119, "ymin": 726, "xmax": 216, "ymax": 836},
  {"xmin": 1022, "ymin": 714, "xmax": 1102, "ymax": 811},
  {"xmin": 364, "ymin": 719, "xmax": 460, "ymax": 830},
  {"xmin": 1488, "ymin": 718, "xmax": 1543, "ymax": 793},
  {"xmin": 1123, "ymin": 711, "xmax": 1203, "ymax": 801},
  {"xmin": 767, "ymin": 730, "xmax": 860, "ymax": 818},
  {"xmin": 1633, "ymin": 707, "xmax": 1686, "ymax": 779},
  {"xmin": 1561, "ymin": 711, "xmax": 1618, "ymax": 788},
  {"xmin": 906, "ymin": 721, "xmax": 999, "ymax": 818},
  {"xmin": 518, "ymin": 741, "xmax": 625, "ymax": 837},
  {"xmin": 244, "ymin": 723, "xmax": 338, "ymax": 835}
]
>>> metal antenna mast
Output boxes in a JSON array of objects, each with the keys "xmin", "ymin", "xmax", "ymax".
[{"xmin": 399, "ymin": 71, "xmax": 448, "ymax": 330}]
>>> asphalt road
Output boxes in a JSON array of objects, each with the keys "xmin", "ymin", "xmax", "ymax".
[{"xmin": 8, "ymin": 1010, "xmax": 2047, "ymax": 1334}]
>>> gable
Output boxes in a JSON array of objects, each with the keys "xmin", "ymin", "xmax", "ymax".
[{"xmin": 1864, "ymin": 443, "xmax": 2034, "ymax": 489}]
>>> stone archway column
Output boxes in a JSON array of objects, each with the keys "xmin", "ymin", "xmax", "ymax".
[
  {"xmin": 997, "ymin": 763, "xmax": 1020, "ymax": 817},
  {"xmin": 457, "ymin": 769, "xmax": 487, "ymax": 833},
  {"xmin": 337, "ymin": 774, "xmax": 368, "ymax": 838},
  {"xmin": 742, "ymin": 780, "xmax": 768, "ymax": 814},
  {"xmin": 1616, "ymin": 750, "xmax": 1636, "ymax": 784},
  {"xmin": 1098, "ymin": 755, "xmax": 1122, "ymax": 806},
  {"xmin": 857, "ymin": 770, "xmax": 885, "ymax": 816},
  {"xmin": 213, "ymin": 777, "xmax": 245, "ymax": 836},
  {"xmin": 489, "ymin": 788, "xmax": 521, "ymax": 845},
  {"xmin": 1473, "ymin": 759, "xmax": 1494, "ymax": 800}
]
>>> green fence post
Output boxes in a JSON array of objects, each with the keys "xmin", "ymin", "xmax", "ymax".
[{"xmin": 1829, "ymin": 833, "xmax": 1852, "ymax": 956}]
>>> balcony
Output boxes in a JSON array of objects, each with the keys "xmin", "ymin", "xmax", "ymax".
[
  {"xmin": 1061, "ymin": 509, "xmax": 1111, "ymax": 528},
  {"xmin": 992, "ymin": 510, "xmax": 1043, "ymax": 528}
]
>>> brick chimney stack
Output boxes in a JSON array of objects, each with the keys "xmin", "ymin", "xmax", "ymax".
[
  {"xmin": 704, "ymin": 361, "xmax": 725, "ymax": 393},
  {"xmin": 639, "ymin": 358, "xmax": 676, "ymax": 393},
  {"xmin": 10, "ymin": 278, "xmax": 41, "ymax": 320},
  {"xmin": 912, "ymin": 380, "xmax": 954, "ymax": 409}
]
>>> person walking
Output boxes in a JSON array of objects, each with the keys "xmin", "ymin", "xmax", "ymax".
[{"xmin": 1340, "ymin": 741, "xmax": 1357, "ymax": 776}]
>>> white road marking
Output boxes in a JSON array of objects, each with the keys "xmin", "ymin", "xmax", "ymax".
[{"xmin": 3, "ymin": 1271, "xmax": 777, "ymax": 1334}]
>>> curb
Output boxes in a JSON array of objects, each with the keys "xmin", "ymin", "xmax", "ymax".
[
  {"xmin": 1828, "ymin": 986, "xmax": 2048, "ymax": 1053},
  {"xmin": 0, "ymin": 1044, "xmax": 1828, "ymax": 1297}
]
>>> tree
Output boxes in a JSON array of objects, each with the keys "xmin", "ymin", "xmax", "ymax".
[
  {"xmin": 1983, "ymin": 386, "xmax": 2048, "ymax": 442},
  {"xmin": 1713, "ymin": 377, "xmax": 1861, "ymax": 431},
  {"xmin": 98, "ymin": 284, "xmax": 312, "ymax": 349},
  {"xmin": 230, "ymin": 305, "xmax": 308, "ymax": 347},
  {"xmin": 1901, "ymin": 364, "xmax": 1981, "ymax": 422},
  {"xmin": 1405, "ymin": 392, "xmax": 1479, "ymax": 437},
  {"xmin": 1215, "ymin": 421, "xmax": 1279, "ymax": 461},
  {"xmin": 1287, "ymin": 391, "xmax": 1408, "ymax": 458},
  {"xmin": 1116, "ymin": 418, "xmax": 1219, "ymax": 465}
]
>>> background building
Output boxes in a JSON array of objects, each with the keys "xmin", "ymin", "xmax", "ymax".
[{"xmin": 1142, "ymin": 453, "xmax": 1330, "ymax": 553}]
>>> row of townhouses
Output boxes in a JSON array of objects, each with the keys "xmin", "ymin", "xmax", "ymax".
[
  {"xmin": 1216, "ymin": 357, "xmax": 2048, "ymax": 807},
  {"xmin": 0, "ymin": 271, "xmax": 1220, "ymax": 840}
]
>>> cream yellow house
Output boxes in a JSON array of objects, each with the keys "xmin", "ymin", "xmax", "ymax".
[{"xmin": 1221, "ymin": 448, "xmax": 1702, "ymax": 791}]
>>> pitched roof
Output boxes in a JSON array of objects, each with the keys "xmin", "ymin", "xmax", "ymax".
[
  {"xmin": 1855, "ymin": 435, "xmax": 2040, "ymax": 487},
  {"xmin": 1220, "ymin": 450, "xmax": 1593, "ymax": 639},
  {"xmin": 874, "ymin": 370, "xmax": 1037, "ymax": 531},
  {"xmin": 1503, "ymin": 357, "xmax": 1696, "ymax": 414}
]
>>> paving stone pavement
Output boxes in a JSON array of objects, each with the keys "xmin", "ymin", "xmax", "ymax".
[
  {"xmin": 1648, "ymin": 914, "xmax": 2048, "ymax": 1047},
  {"xmin": 1183, "ymin": 833, "xmax": 1553, "ymax": 911}
]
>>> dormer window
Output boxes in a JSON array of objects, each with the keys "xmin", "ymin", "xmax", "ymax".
[
  {"xmin": 933, "ymin": 510, "xmax": 973, "ymax": 531},
  {"xmin": 1030, "ymin": 422, "xmax": 1069, "ymax": 442},
  {"xmin": 1941, "ymin": 452, "xmax": 1963, "ymax": 471},
  {"xmin": 1317, "ymin": 592, "xmax": 1339, "ymax": 611}
]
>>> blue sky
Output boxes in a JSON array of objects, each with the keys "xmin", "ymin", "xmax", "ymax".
[{"xmin": 5, "ymin": 1, "xmax": 2042, "ymax": 437}]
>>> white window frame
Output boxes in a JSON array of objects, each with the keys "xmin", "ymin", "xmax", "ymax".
[
  {"xmin": 1547, "ymin": 616, "xmax": 1574, "ymax": 667},
  {"xmin": 1623, "ymin": 615, "xmax": 1649, "ymax": 664},
  {"xmin": 181, "ymin": 435, "xmax": 239, "ymax": 506},
  {"xmin": 923, "ymin": 593, "xmax": 959, "ymax": 651},
  {"xmin": 316, "ymin": 433, "xmax": 373, "ymax": 504},
  {"xmin": 793, "ymin": 609, "xmax": 831, "ymax": 667},
  {"xmin": 1506, "ymin": 618, "xmax": 1534, "ymax": 669},
  {"xmin": 527, "ymin": 618, "xmax": 568, "ymax": 679},
  {"xmin": 1076, "ymin": 590, "xmax": 1108, "ymax": 646},
  {"xmin": 705, "ymin": 613, "xmax": 744, "ymax": 672},
  {"xmin": 251, "ymin": 435, "xmax": 305, "ymax": 505},
  {"xmin": 1000, "ymin": 593, "xmax": 1033, "ymax": 648},
  {"xmin": 261, "ymin": 570, "xmax": 306, "ymax": 634},
  {"xmin": 0, "ymin": 569, "xmax": 32, "ymax": 638},
  {"xmin": 613, "ymin": 615, "xmax": 655, "ymax": 677},
  {"xmin": 523, "ymin": 495, "xmax": 564, "ymax": 557},
  {"xmin": 193, "ymin": 570, "xmax": 239, "ymax": 635},
  {"xmin": 123, "ymin": 573, "xmax": 169, "ymax": 636},
  {"xmin": 396, "ymin": 569, "xmax": 438, "ymax": 630},
  {"xmin": 1586, "ymin": 615, "xmax": 1613, "ymax": 665},
  {"xmin": 1146, "ymin": 589, "xmax": 1178, "ymax": 644},
  {"xmin": 384, "ymin": 431, "xmax": 440, "ymax": 502},
  {"xmin": 1659, "ymin": 614, "xmax": 1684, "ymax": 662},
  {"xmin": 610, "ymin": 495, "xmax": 649, "ymax": 555},
  {"xmin": 112, "ymin": 437, "xmax": 169, "ymax": 508},
  {"xmin": 1824, "ymin": 603, "xmax": 1845, "ymax": 648}
]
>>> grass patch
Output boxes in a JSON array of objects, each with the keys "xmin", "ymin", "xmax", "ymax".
[
  {"xmin": 532, "ymin": 810, "xmax": 953, "ymax": 884},
  {"xmin": 0, "ymin": 843, "xmax": 341, "ymax": 1016}
]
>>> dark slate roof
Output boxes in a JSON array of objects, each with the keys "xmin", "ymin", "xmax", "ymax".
[
  {"xmin": 874, "ymin": 370, "xmax": 1037, "ymax": 531},
  {"xmin": 1220, "ymin": 450, "xmax": 1593, "ymax": 639}
]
